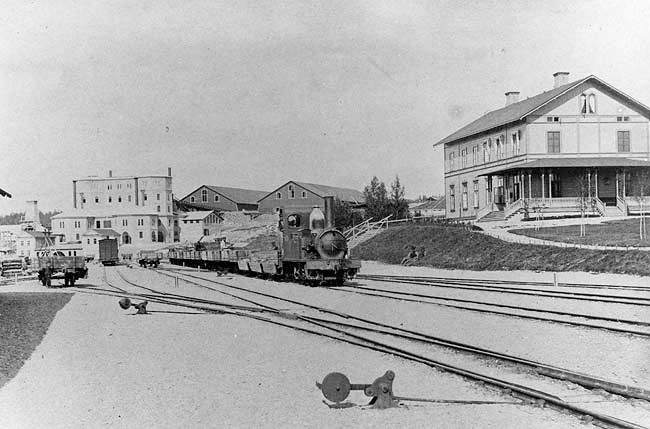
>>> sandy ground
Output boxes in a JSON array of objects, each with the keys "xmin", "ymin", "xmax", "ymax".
[{"xmin": 0, "ymin": 263, "xmax": 626, "ymax": 428}]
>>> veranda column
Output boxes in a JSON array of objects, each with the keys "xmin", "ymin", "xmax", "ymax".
[
  {"xmin": 528, "ymin": 172, "xmax": 532, "ymax": 200},
  {"xmin": 595, "ymin": 169, "xmax": 598, "ymax": 198},
  {"xmin": 623, "ymin": 168, "xmax": 627, "ymax": 197},
  {"xmin": 588, "ymin": 170, "xmax": 591, "ymax": 198},
  {"xmin": 549, "ymin": 169, "xmax": 553, "ymax": 201},
  {"xmin": 541, "ymin": 171, "xmax": 546, "ymax": 200},
  {"xmin": 616, "ymin": 170, "xmax": 619, "ymax": 198}
]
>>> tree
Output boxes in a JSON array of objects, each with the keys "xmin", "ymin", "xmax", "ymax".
[
  {"xmin": 333, "ymin": 198, "xmax": 363, "ymax": 230},
  {"xmin": 389, "ymin": 175, "xmax": 408, "ymax": 220},
  {"xmin": 363, "ymin": 176, "xmax": 391, "ymax": 221}
]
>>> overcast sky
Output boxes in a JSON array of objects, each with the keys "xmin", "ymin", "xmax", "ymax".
[{"xmin": 2, "ymin": 0, "xmax": 650, "ymax": 214}]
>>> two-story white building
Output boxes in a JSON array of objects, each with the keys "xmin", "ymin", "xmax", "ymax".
[{"xmin": 434, "ymin": 73, "xmax": 650, "ymax": 221}]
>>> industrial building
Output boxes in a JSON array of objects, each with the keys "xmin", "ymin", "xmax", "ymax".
[{"xmin": 257, "ymin": 181, "xmax": 364, "ymax": 214}]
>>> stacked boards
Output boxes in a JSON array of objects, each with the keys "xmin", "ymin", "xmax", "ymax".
[{"xmin": 214, "ymin": 212, "xmax": 281, "ymax": 274}]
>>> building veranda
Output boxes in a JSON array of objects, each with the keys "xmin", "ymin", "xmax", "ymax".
[{"xmin": 435, "ymin": 73, "xmax": 650, "ymax": 222}]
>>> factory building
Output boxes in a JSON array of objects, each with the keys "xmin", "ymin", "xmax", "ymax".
[{"xmin": 257, "ymin": 181, "xmax": 364, "ymax": 214}]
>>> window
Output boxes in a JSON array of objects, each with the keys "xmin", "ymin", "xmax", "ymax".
[
  {"xmin": 495, "ymin": 136, "xmax": 502, "ymax": 159},
  {"xmin": 581, "ymin": 93, "xmax": 596, "ymax": 114},
  {"xmin": 547, "ymin": 131, "xmax": 561, "ymax": 153},
  {"xmin": 512, "ymin": 131, "xmax": 521, "ymax": 156},
  {"xmin": 449, "ymin": 152, "xmax": 455, "ymax": 170},
  {"xmin": 287, "ymin": 214, "xmax": 301, "ymax": 228},
  {"xmin": 96, "ymin": 220, "xmax": 101, "ymax": 228},
  {"xmin": 588, "ymin": 94, "xmax": 596, "ymax": 113},
  {"xmin": 87, "ymin": 239, "xmax": 90, "ymax": 244},
  {"xmin": 139, "ymin": 231, "xmax": 143, "ymax": 239},
  {"xmin": 157, "ymin": 205, "xmax": 161, "ymax": 212},
  {"xmin": 108, "ymin": 196, "xmax": 112, "ymax": 203},
  {"xmin": 461, "ymin": 182, "xmax": 468, "ymax": 210},
  {"xmin": 483, "ymin": 141, "xmax": 489, "ymax": 163},
  {"xmin": 289, "ymin": 185, "xmax": 295, "ymax": 199},
  {"xmin": 103, "ymin": 220, "xmax": 112, "ymax": 228},
  {"xmin": 128, "ymin": 195, "xmax": 132, "ymax": 202},
  {"xmin": 276, "ymin": 192, "xmax": 282, "ymax": 199},
  {"xmin": 546, "ymin": 116, "xmax": 560, "ymax": 122},
  {"xmin": 214, "ymin": 195, "xmax": 219, "ymax": 202},
  {"xmin": 167, "ymin": 205, "xmax": 171, "ymax": 212},
  {"xmin": 118, "ymin": 196, "xmax": 122, "ymax": 203},
  {"xmin": 190, "ymin": 196, "xmax": 195, "ymax": 203},
  {"xmin": 75, "ymin": 233, "xmax": 79, "ymax": 240},
  {"xmin": 617, "ymin": 116, "xmax": 630, "ymax": 122},
  {"xmin": 144, "ymin": 194, "xmax": 148, "ymax": 201},
  {"xmin": 201, "ymin": 189, "xmax": 207, "ymax": 202},
  {"xmin": 472, "ymin": 145, "xmax": 479, "ymax": 165},
  {"xmin": 122, "ymin": 219, "xmax": 128, "ymax": 226},
  {"xmin": 117, "ymin": 184, "xmax": 121, "ymax": 189},
  {"xmin": 617, "ymin": 131, "xmax": 630, "ymax": 152},
  {"xmin": 151, "ymin": 231, "xmax": 156, "ymax": 242},
  {"xmin": 461, "ymin": 148, "xmax": 467, "ymax": 168},
  {"xmin": 95, "ymin": 197, "xmax": 99, "ymax": 203},
  {"xmin": 157, "ymin": 193, "xmax": 160, "ymax": 200},
  {"xmin": 301, "ymin": 191, "xmax": 307, "ymax": 198},
  {"xmin": 82, "ymin": 197, "xmax": 86, "ymax": 204},
  {"xmin": 473, "ymin": 181, "xmax": 479, "ymax": 208},
  {"xmin": 449, "ymin": 185, "xmax": 455, "ymax": 212},
  {"xmin": 59, "ymin": 221, "xmax": 64, "ymax": 228}
]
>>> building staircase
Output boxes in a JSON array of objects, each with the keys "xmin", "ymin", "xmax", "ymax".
[
  {"xmin": 477, "ymin": 210, "xmax": 505, "ymax": 222},
  {"xmin": 344, "ymin": 215, "xmax": 392, "ymax": 250}
]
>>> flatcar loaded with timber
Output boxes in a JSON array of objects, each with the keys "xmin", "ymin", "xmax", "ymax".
[{"xmin": 169, "ymin": 196, "xmax": 360, "ymax": 285}]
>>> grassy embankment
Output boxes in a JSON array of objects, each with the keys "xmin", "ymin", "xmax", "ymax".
[
  {"xmin": 510, "ymin": 218, "xmax": 650, "ymax": 247},
  {"xmin": 354, "ymin": 224, "xmax": 650, "ymax": 275},
  {"xmin": 0, "ymin": 293, "xmax": 72, "ymax": 388}
]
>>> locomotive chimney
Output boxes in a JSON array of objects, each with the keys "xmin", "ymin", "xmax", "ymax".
[
  {"xmin": 324, "ymin": 196, "xmax": 334, "ymax": 229},
  {"xmin": 109, "ymin": 170, "xmax": 113, "ymax": 178}
]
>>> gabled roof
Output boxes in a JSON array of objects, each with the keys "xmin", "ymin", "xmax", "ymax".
[
  {"xmin": 434, "ymin": 75, "xmax": 650, "ymax": 147},
  {"xmin": 179, "ymin": 210, "xmax": 217, "ymax": 221},
  {"xmin": 0, "ymin": 187, "xmax": 11, "ymax": 198},
  {"xmin": 181, "ymin": 185, "xmax": 267, "ymax": 205},
  {"xmin": 412, "ymin": 199, "xmax": 446, "ymax": 211},
  {"xmin": 52, "ymin": 207, "xmax": 160, "ymax": 219},
  {"xmin": 259, "ymin": 181, "xmax": 364, "ymax": 204},
  {"xmin": 83, "ymin": 228, "xmax": 120, "ymax": 237}
]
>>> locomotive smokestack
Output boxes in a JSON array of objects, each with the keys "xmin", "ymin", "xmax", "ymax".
[{"xmin": 324, "ymin": 196, "xmax": 334, "ymax": 229}]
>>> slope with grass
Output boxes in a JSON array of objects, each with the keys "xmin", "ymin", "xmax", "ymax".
[{"xmin": 354, "ymin": 224, "xmax": 650, "ymax": 275}]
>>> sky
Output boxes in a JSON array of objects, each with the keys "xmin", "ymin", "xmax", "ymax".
[{"xmin": 2, "ymin": 0, "xmax": 650, "ymax": 215}]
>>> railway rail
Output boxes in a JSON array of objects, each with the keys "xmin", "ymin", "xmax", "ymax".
[
  {"xmin": 335, "ymin": 283, "xmax": 650, "ymax": 338},
  {"xmin": 77, "ymin": 266, "xmax": 650, "ymax": 428},
  {"xmin": 150, "ymin": 267, "xmax": 649, "ymax": 426},
  {"xmin": 356, "ymin": 274, "xmax": 650, "ymax": 306}
]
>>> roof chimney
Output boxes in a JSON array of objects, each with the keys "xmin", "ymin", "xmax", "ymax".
[
  {"xmin": 167, "ymin": 167, "xmax": 172, "ymax": 177},
  {"xmin": 505, "ymin": 91, "xmax": 520, "ymax": 106},
  {"xmin": 108, "ymin": 170, "xmax": 113, "ymax": 178},
  {"xmin": 553, "ymin": 72, "xmax": 570, "ymax": 88}
]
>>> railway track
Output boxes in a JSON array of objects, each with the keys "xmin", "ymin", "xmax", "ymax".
[
  {"xmin": 356, "ymin": 274, "xmax": 650, "ymax": 306},
  {"xmin": 335, "ymin": 283, "xmax": 650, "ymax": 338},
  {"xmin": 97, "ymin": 265, "xmax": 650, "ymax": 428}
]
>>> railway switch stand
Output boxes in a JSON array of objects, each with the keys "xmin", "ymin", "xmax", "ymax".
[
  {"xmin": 317, "ymin": 370, "xmax": 398, "ymax": 409},
  {"xmin": 118, "ymin": 297, "xmax": 149, "ymax": 314}
]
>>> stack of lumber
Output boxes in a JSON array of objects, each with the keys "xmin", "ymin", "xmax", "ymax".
[{"xmin": 213, "ymin": 213, "xmax": 281, "ymax": 270}]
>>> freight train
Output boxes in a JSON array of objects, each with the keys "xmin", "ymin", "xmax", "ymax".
[{"xmin": 168, "ymin": 196, "xmax": 361, "ymax": 285}]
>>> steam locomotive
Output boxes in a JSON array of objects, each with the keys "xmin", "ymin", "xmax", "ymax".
[{"xmin": 168, "ymin": 196, "xmax": 361, "ymax": 285}]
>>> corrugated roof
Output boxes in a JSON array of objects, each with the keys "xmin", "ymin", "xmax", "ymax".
[
  {"xmin": 434, "ymin": 75, "xmax": 650, "ymax": 147},
  {"xmin": 293, "ymin": 181, "xmax": 364, "ymax": 203},
  {"xmin": 476, "ymin": 157, "xmax": 650, "ymax": 176},
  {"xmin": 180, "ymin": 210, "xmax": 216, "ymax": 221},
  {"xmin": 204, "ymin": 186, "xmax": 268, "ymax": 204},
  {"xmin": 83, "ymin": 228, "xmax": 120, "ymax": 237}
]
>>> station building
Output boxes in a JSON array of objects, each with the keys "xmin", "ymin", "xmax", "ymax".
[
  {"xmin": 434, "ymin": 73, "xmax": 650, "ymax": 221},
  {"xmin": 257, "ymin": 181, "xmax": 364, "ymax": 214}
]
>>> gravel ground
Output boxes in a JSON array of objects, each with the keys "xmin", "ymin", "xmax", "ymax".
[{"xmin": 0, "ymin": 265, "xmax": 591, "ymax": 428}]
